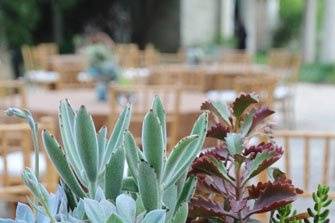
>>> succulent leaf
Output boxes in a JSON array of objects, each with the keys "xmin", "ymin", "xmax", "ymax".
[{"xmin": 152, "ymin": 95, "xmax": 167, "ymax": 147}]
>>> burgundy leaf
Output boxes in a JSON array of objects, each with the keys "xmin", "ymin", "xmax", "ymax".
[
  {"xmin": 250, "ymin": 107, "xmax": 275, "ymax": 131},
  {"xmin": 190, "ymin": 155, "xmax": 227, "ymax": 178},
  {"xmin": 244, "ymin": 143, "xmax": 283, "ymax": 180},
  {"xmin": 247, "ymin": 176, "xmax": 303, "ymax": 214},
  {"xmin": 200, "ymin": 100, "xmax": 231, "ymax": 124},
  {"xmin": 189, "ymin": 197, "xmax": 236, "ymax": 220},
  {"xmin": 232, "ymin": 94, "xmax": 258, "ymax": 118},
  {"xmin": 199, "ymin": 146, "xmax": 229, "ymax": 161},
  {"xmin": 229, "ymin": 199, "xmax": 248, "ymax": 213},
  {"xmin": 198, "ymin": 175, "xmax": 230, "ymax": 195},
  {"xmin": 207, "ymin": 123, "xmax": 230, "ymax": 140}
]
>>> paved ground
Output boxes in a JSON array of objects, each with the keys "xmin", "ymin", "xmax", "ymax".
[{"xmin": 1, "ymin": 83, "xmax": 335, "ymax": 219}]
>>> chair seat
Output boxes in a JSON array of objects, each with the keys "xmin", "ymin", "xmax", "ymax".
[
  {"xmin": 0, "ymin": 152, "xmax": 47, "ymax": 177},
  {"xmin": 207, "ymin": 90, "xmax": 236, "ymax": 102}
]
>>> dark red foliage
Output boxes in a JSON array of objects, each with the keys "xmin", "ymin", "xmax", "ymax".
[
  {"xmin": 250, "ymin": 107, "xmax": 275, "ymax": 131},
  {"xmin": 232, "ymin": 94, "xmax": 258, "ymax": 117},
  {"xmin": 207, "ymin": 123, "xmax": 230, "ymax": 140},
  {"xmin": 189, "ymin": 155, "xmax": 226, "ymax": 178},
  {"xmin": 198, "ymin": 146, "xmax": 228, "ymax": 161},
  {"xmin": 243, "ymin": 142, "xmax": 282, "ymax": 159},
  {"xmin": 247, "ymin": 175, "xmax": 303, "ymax": 214}
]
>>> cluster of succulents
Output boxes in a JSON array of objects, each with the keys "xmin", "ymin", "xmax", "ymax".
[{"xmin": 1, "ymin": 94, "xmax": 332, "ymax": 223}]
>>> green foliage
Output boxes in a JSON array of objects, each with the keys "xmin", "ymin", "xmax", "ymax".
[
  {"xmin": 271, "ymin": 204, "xmax": 302, "ymax": 223},
  {"xmin": 306, "ymin": 185, "xmax": 332, "ymax": 223},
  {"xmin": 299, "ymin": 63, "xmax": 335, "ymax": 84},
  {"xmin": 272, "ymin": 0, "xmax": 304, "ymax": 47}
]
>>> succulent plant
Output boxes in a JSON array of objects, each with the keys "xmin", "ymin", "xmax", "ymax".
[
  {"xmin": 2, "ymin": 96, "xmax": 208, "ymax": 223},
  {"xmin": 188, "ymin": 94, "xmax": 303, "ymax": 222},
  {"xmin": 122, "ymin": 96, "xmax": 208, "ymax": 222}
]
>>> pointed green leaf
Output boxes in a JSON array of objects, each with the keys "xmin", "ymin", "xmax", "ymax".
[
  {"xmin": 152, "ymin": 96, "xmax": 167, "ymax": 147},
  {"xmin": 163, "ymin": 184, "xmax": 178, "ymax": 220},
  {"xmin": 240, "ymin": 113, "xmax": 253, "ymax": 137},
  {"xmin": 142, "ymin": 209, "xmax": 166, "ymax": 223},
  {"xmin": 142, "ymin": 110, "xmax": 164, "ymax": 179},
  {"xmin": 105, "ymin": 146, "xmax": 125, "ymax": 201},
  {"xmin": 138, "ymin": 160, "xmax": 160, "ymax": 211},
  {"xmin": 211, "ymin": 101, "xmax": 231, "ymax": 124},
  {"xmin": 121, "ymin": 177, "xmax": 138, "ymax": 193},
  {"xmin": 225, "ymin": 133, "xmax": 243, "ymax": 155},
  {"xmin": 123, "ymin": 131, "xmax": 140, "ymax": 181},
  {"xmin": 106, "ymin": 214, "xmax": 124, "ymax": 223},
  {"xmin": 97, "ymin": 126, "xmax": 107, "ymax": 172},
  {"xmin": 170, "ymin": 203, "xmax": 188, "ymax": 223},
  {"xmin": 75, "ymin": 106, "xmax": 98, "ymax": 183},
  {"xmin": 103, "ymin": 104, "xmax": 132, "ymax": 167},
  {"xmin": 163, "ymin": 135, "xmax": 198, "ymax": 188},
  {"xmin": 59, "ymin": 100, "xmax": 86, "ymax": 184},
  {"xmin": 163, "ymin": 112, "xmax": 208, "ymax": 189},
  {"xmin": 176, "ymin": 176, "xmax": 197, "ymax": 207},
  {"xmin": 43, "ymin": 130, "xmax": 85, "ymax": 198}
]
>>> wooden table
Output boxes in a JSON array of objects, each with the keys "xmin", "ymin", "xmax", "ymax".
[
  {"xmin": 27, "ymin": 89, "xmax": 207, "ymax": 139},
  {"xmin": 147, "ymin": 63, "xmax": 275, "ymax": 91}
]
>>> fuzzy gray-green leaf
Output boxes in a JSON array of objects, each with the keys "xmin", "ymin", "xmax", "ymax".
[
  {"xmin": 75, "ymin": 106, "xmax": 99, "ymax": 183},
  {"xmin": 176, "ymin": 176, "xmax": 197, "ymax": 207},
  {"xmin": 142, "ymin": 110, "xmax": 164, "ymax": 179},
  {"xmin": 97, "ymin": 126, "xmax": 107, "ymax": 172},
  {"xmin": 152, "ymin": 96, "xmax": 167, "ymax": 147},
  {"xmin": 105, "ymin": 146, "xmax": 125, "ymax": 202},
  {"xmin": 123, "ymin": 131, "xmax": 140, "ymax": 181},
  {"xmin": 103, "ymin": 104, "xmax": 131, "ymax": 167},
  {"xmin": 138, "ymin": 160, "xmax": 160, "ymax": 211},
  {"xmin": 225, "ymin": 133, "xmax": 243, "ymax": 155},
  {"xmin": 170, "ymin": 203, "xmax": 188, "ymax": 223},
  {"xmin": 43, "ymin": 130, "xmax": 85, "ymax": 198}
]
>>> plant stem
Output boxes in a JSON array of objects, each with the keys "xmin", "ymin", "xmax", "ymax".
[{"xmin": 235, "ymin": 163, "xmax": 245, "ymax": 223}]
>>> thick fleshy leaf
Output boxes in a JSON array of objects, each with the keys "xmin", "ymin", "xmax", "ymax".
[
  {"xmin": 201, "ymin": 101, "xmax": 230, "ymax": 124},
  {"xmin": 59, "ymin": 100, "xmax": 86, "ymax": 184},
  {"xmin": 123, "ymin": 131, "xmax": 140, "ymax": 182},
  {"xmin": 244, "ymin": 143, "xmax": 283, "ymax": 181},
  {"xmin": 97, "ymin": 126, "xmax": 107, "ymax": 172},
  {"xmin": 142, "ymin": 110, "xmax": 164, "ymax": 179},
  {"xmin": 250, "ymin": 107, "xmax": 274, "ymax": 131},
  {"xmin": 190, "ymin": 156, "xmax": 231, "ymax": 183},
  {"xmin": 105, "ymin": 146, "xmax": 125, "ymax": 201},
  {"xmin": 121, "ymin": 177, "xmax": 138, "ymax": 193},
  {"xmin": 247, "ymin": 176, "xmax": 303, "ymax": 215},
  {"xmin": 176, "ymin": 176, "xmax": 197, "ymax": 207},
  {"xmin": 197, "ymin": 175, "xmax": 229, "ymax": 195},
  {"xmin": 163, "ymin": 135, "xmax": 199, "ymax": 188},
  {"xmin": 189, "ymin": 197, "xmax": 234, "ymax": 220},
  {"xmin": 15, "ymin": 203, "xmax": 34, "ymax": 222},
  {"xmin": 232, "ymin": 94, "xmax": 258, "ymax": 118},
  {"xmin": 138, "ymin": 160, "xmax": 160, "ymax": 211},
  {"xmin": 43, "ymin": 130, "xmax": 85, "ymax": 198},
  {"xmin": 225, "ymin": 133, "xmax": 243, "ymax": 155},
  {"xmin": 116, "ymin": 194, "xmax": 136, "ymax": 223},
  {"xmin": 152, "ymin": 96, "xmax": 167, "ymax": 147},
  {"xmin": 75, "ymin": 106, "xmax": 98, "ymax": 184},
  {"xmin": 142, "ymin": 209, "xmax": 166, "ymax": 223},
  {"xmin": 103, "ymin": 104, "xmax": 131, "ymax": 168},
  {"xmin": 83, "ymin": 199, "xmax": 115, "ymax": 223},
  {"xmin": 106, "ymin": 214, "xmax": 124, "ymax": 223},
  {"xmin": 170, "ymin": 202, "xmax": 188, "ymax": 223},
  {"xmin": 207, "ymin": 123, "xmax": 230, "ymax": 140},
  {"xmin": 163, "ymin": 184, "xmax": 178, "ymax": 220},
  {"xmin": 240, "ymin": 113, "xmax": 253, "ymax": 137}
]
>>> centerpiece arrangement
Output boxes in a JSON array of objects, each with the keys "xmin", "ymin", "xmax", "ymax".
[
  {"xmin": 1, "ymin": 94, "xmax": 332, "ymax": 223},
  {"xmin": 85, "ymin": 43, "xmax": 121, "ymax": 101}
]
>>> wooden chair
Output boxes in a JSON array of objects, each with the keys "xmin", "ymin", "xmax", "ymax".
[
  {"xmin": 0, "ymin": 80, "xmax": 27, "ymax": 112},
  {"xmin": 143, "ymin": 44, "xmax": 160, "ymax": 67},
  {"xmin": 220, "ymin": 50, "xmax": 252, "ymax": 64},
  {"xmin": 0, "ymin": 116, "xmax": 58, "ymax": 202},
  {"xmin": 51, "ymin": 55, "xmax": 89, "ymax": 89},
  {"xmin": 274, "ymin": 131, "xmax": 335, "ymax": 198},
  {"xmin": 268, "ymin": 49, "xmax": 293, "ymax": 69},
  {"xmin": 34, "ymin": 43, "xmax": 59, "ymax": 70},
  {"xmin": 21, "ymin": 46, "xmax": 37, "ymax": 72},
  {"xmin": 109, "ymin": 84, "xmax": 181, "ymax": 148},
  {"xmin": 233, "ymin": 75, "xmax": 278, "ymax": 107},
  {"xmin": 115, "ymin": 44, "xmax": 141, "ymax": 68}
]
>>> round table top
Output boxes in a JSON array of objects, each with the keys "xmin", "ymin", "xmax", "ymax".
[{"xmin": 27, "ymin": 88, "xmax": 207, "ymax": 117}]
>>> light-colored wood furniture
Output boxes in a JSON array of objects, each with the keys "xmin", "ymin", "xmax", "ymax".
[
  {"xmin": 220, "ymin": 50, "xmax": 252, "ymax": 64},
  {"xmin": 0, "ymin": 80, "xmax": 27, "ymax": 111},
  {"xmin": 143, "ymin": 44, "xmax": 160, "ymax": 67},
  {"xmin": 0, "ymin": 116, "xmax": 58, "ymax": 202},
  {"xmin": 109, "ymin": 84, "xmax": 182, "ymax": 148},
  {"xmin": 233, "ymin": 75, "xmax": 278, "ymax": 106},
  {"xmin": 50, "ymin": 55, "xmax": 89, "ymax": 89},
  {"xmin": 115, "ymin": 44, "xmax": 141, "ymax": 68},
  {"xmin": 34, "ymin": 43, "xmax": 59, "ymax": 70},
  {"xmin": 274, "ymin": 131, "xmax": 335, "ymax": 198}
]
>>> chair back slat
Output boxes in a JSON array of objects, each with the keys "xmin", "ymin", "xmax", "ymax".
[
  {"xmin": 109, "ymin": 84, "xmax": 181, "ymax": 147},
  {"xmin": 274, "ymin": 131, "xmax": 335, "ymax": 198}
]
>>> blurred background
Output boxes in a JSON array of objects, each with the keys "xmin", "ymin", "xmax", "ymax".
[{"xmin": 0, "ymin": 0, "xmax": 335, "ymax": 218}]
